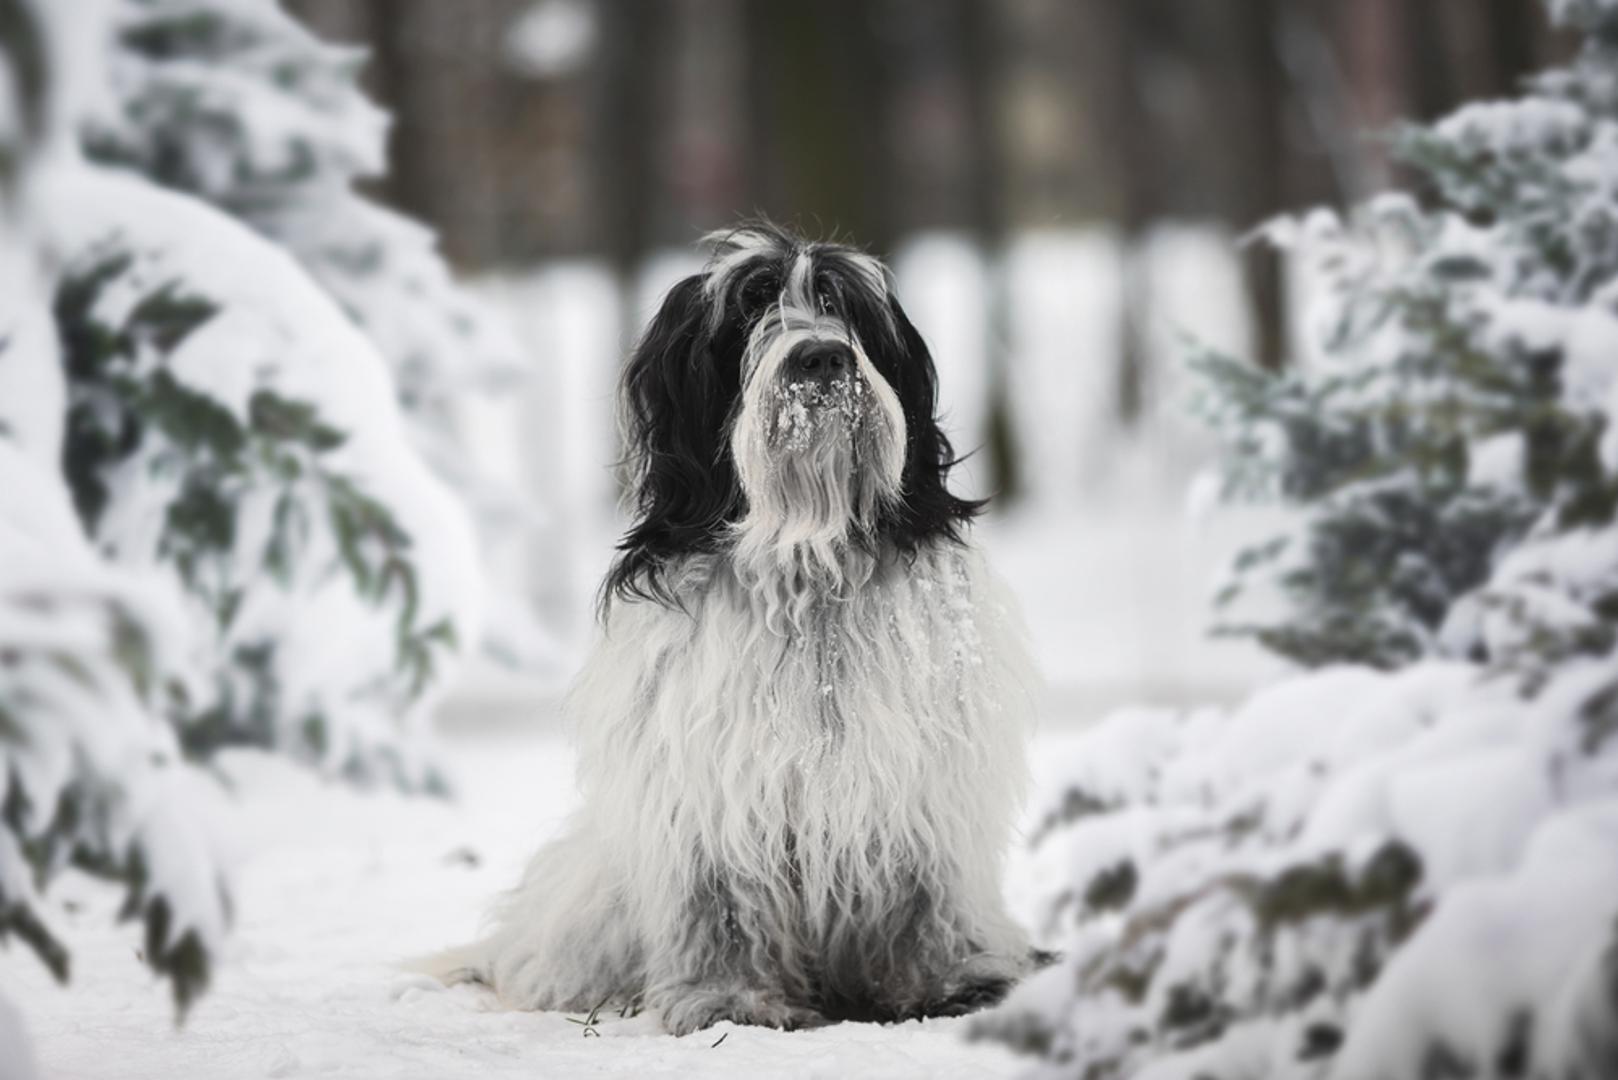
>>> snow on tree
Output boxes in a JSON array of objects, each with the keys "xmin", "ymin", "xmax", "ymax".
[
  {"xmin": 48, "ymin": 166, "xmax": 481, "ymax": 785},
  {"xmin": 0, "ymin": 496, "xmax": 234, "ymax": 1018},
  {"xmin": 84, "ymin": 0, "xmax": 554, "ymax": 669},
  {"xmin": 983, "ymin": 660, "xmax": 1618, "ymax": 1078},
  {"xmin": 977, "ymin": 3, "xmax": 1618, "ymax": 1076},
  {"xmin": 2, "ymin": 0, "xmax": 231, "ymax": 1059},
  {"xmin": 1190, "ymin": 0, "xmax": 1618, "ymax": 671}
]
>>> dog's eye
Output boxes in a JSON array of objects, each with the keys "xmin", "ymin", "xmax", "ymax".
[{"xmin": 738, "ymin": 275, "xmax": 776, "ymax": 317}]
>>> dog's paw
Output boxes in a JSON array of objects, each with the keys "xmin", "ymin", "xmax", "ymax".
[
  {"xmin": 919, "ymin": 974, "xmax": 1016, "ymax": 1018},
  {"xmin": 898, "ymin": 952, "xmax": 1028, "ymax": 1019},
  {"xmin": 658, "ymin": 987, "xmax": 826, "ymax": 1036}
]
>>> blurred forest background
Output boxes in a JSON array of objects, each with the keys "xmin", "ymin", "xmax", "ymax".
[
  {"xmin": 289, "ymin": 0, "xmax": 1569, "ymax": 370},
  {"xmin": 290, "ymin": 2, "xmax": 1564, "ymax": 293},
  {"xmin": 282, "ymin": 0, "xmax": 1574, "ymax": 702}
]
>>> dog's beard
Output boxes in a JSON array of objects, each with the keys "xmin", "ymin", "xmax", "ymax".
[
  {"xmin": 770, "ymin": 375, "xmax": 866, "ymax": 455},
  {"xmin": 730, "ymin": 324, "xmax": 906, "ymax": 608}
]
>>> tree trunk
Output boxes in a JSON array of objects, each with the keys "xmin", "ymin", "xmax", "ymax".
[
  {"xmin": 1403, "ymin": 0, "xmax": 1451, "ymax": 121},
  {"xmin": 1090, "ymin": 0, "xmax": 1155, "ymax": 412},
  {"xmin": 594, "ymin": 0, "xmax": 662, "ymax": 276},
  {"xmin": 959, "ymin": 0, "xmax": 1017, "ymax": 502},
  {"xmin": 1230, "ymin": 0, "xmax": 1289, "ymax": 373},
  {"xmin": 1484, "ymin": 0, "xmax": 1538, "ymax": 96}
]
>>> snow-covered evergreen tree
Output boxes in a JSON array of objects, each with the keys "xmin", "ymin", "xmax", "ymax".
[
  {"xmin": 1193, "ymin": 0, "xmax": 1618, "ymax": 671},
  {"xmin": 50, "ymin": 166, "xmax": 481, "ymax": 784},
  {"xmin": 3, "ymin": 0, "xmax": 492, "ymax": 783},
  {"xmin": 980, "ymin": 3, "xmax": 1618, "ymax": 1076},
  {"xmin": 2, "ymin": 0, "xmax": 231, "ymax": 1060},
  {"xmin": 5, "ymin": 0, "xmax": 486, "ymax": 1063},
  {"xmin": 85, "ymin": 0, "xmax": 553, "ymax": 669}
]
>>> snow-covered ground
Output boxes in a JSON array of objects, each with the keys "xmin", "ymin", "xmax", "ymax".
[
  {"xmin": 978, "ymin": 503, "xmax": 1284, "ymax": 716},
  {"xmin": 12, "ymin": 726, "xmax": 1054, "ymax": 1080}
]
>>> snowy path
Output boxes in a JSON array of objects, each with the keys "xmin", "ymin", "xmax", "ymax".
[{"xmin": 11, "ymin": 729, "xmax": 1033, "ymax": 1080}]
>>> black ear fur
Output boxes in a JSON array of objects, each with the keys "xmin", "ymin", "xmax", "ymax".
[
  {"xmin": 876, "ymin": 299, "xmax": 986, "ymax": 550},
  {"xmin": 603, "ymin": 274, "xmax": 744, "ymax": 609}
]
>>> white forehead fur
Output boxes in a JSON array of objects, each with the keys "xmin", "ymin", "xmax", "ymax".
[{"xmin": 700, "ymin": 227, "xmax": 893, "ymax": 315}]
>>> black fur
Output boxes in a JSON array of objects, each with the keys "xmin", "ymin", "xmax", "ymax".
[{"xmin": 604, "ymin": 221, "xmax": 984, "ymax": 611}]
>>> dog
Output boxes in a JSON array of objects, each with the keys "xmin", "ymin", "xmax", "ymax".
[{"xmin": 426, "ymin": 222, "xmax": 1037, "ymax": 1035}]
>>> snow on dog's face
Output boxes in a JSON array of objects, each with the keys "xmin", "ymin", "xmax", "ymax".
[
  {"xmin": 607, "ymin": 222, "xmax": 982, "ymax": 610},
  {"xmin": 720, "ymin": 232, "xmax": 906, "ymax": 581}
]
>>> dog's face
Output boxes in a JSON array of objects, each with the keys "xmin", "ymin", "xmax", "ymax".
[
  {"xmin": 718, "ymin": 228, "xmax": 909, "ymax": 578},
  {"xmin": 607, "ymin": 222, "xmax": 981, "ymax": 607}
]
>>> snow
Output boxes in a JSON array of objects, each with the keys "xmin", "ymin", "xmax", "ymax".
[
  {"xmin": 472, "ymin": 263, "xmax": 622, "ymax": 645},
  {"xmin": 977, "ymin": 505, "xmax": 1284, "ymax": 711},
  {"xmin": 1562, "ymin": 305, "xmax": 1618, "ymax": 412},
  {"xmin": 1002, "ymin": 230, "xmax": 1124, "ymax": 505},
  {"xmin": 31, "ymin": 0, "xmax": 117, "ymax": 143},
  {"xmin": 1433, "ymin": 98, "xmax": 1589, "ymax": 159},
  {"xmin": 1480, "ymin": 526, "xmax": 1618, "ymax": 658},
  {"xmin": 0, "ymin": 994, "xmax": 39, "ymax": 1080},
  {"xmin": 0, "ymin": 411, "xmax": 84, "ymax": 575},
  {"xmin": 1334, "ymin": 797, "xmax": 1618, "ymax": 1077},
  {"xmin": 0, "ymin": 295, "xmax": 66, "ymax": 466},
  {"xmin": 9, "ymin": 729, "xmax": 1028, "ymax": 1080}
]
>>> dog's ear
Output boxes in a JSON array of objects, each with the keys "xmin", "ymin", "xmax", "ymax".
[
  {"xmin": 606, "ymin": 274, "xmax": 745, "ymax": 610},
  {"xmin": 879, "ymin": 296, "xmax": 986, "ymax": 548}
]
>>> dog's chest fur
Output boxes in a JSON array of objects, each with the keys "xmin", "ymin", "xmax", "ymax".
[
  {"xmin": 468, "ymin": 536, "xmax": 1035, "ymax": 1021},
  {"xmin": 569, "ymin": 539, "xmax": 1030, "ymax": 907}
]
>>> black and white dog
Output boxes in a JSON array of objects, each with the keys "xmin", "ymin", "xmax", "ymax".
[{"xmin": 429, "ymin": 223, "xmax": 1037, "ymax": 1034}]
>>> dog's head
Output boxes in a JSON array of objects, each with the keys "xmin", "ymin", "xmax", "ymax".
[{"xmin": 606, "ymin": 221, "xmax": 982, "ymax": 608}]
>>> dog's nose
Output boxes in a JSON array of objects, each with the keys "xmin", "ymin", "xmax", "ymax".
[{"xmin": 786, "ymin": 341, "xmax": 853, "ymax": 388}]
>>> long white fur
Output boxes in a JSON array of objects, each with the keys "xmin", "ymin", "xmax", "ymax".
[
  {"xmin": 425, "ymin": 234, "xmax": 1037, "ymax": 1035},
  {"xmin": 463, "ymin": 539, "xmax": 1036, "ymax": 1029}
]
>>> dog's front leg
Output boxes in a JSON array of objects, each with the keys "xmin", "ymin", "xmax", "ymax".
[
  {"xmin": 883, "ymin": 875, "xmax": 1038, "ymax": 1020},
  {"xmin": 642, "ymin": 869, "xmax": 826, "ymax": 1036}
]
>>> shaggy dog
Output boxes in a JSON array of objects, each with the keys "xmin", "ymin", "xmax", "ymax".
[{"xmin": 427, "ymin": 222, "xmax": 1037, "ymax": 1034}]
